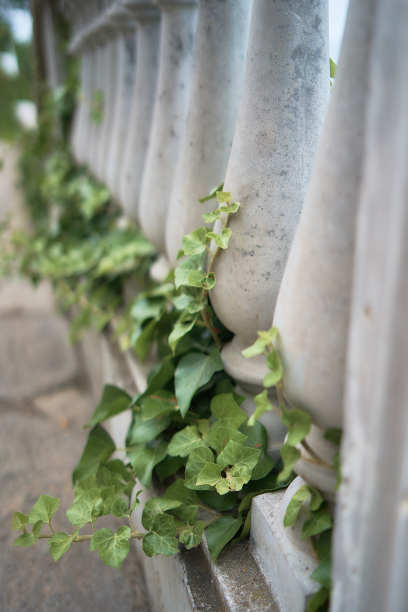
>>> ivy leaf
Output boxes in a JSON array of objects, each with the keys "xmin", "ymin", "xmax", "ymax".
[
  {"xmin": 202, "ymin": 201, "xmax": 240, "ymax": 223},
  {"xmin": 201, "ymin": 273, "xmax": 216, "ymax": 290},
  {"xmin": 205, "ymin": 516, "xmax": 243, "ymax": 562},
  {"xmin": 174, "ymin": 254, "xmax": 206, "ymax": 289},
  {"xmin": 185, "ymin": 447, "xmax": 215, "ymax": 490},
  {"xmin": 311, "ymin": 530, "xmax": 332, "ymax": 588},
  {"xmin": 66, "ymin": 488, "xmax": 102, "ymax": 527},
  {"xmin": 49, "ymin": 532, "xmax": 75, "ymax": 561},
  {"xmin": 241, "ymin": 421, "xmax": 275, "ymax": 480},
  {"xmin": 127, "ymin": 413, "xmax": 171, "ymax": 444},
  {"xmin": 12, "ymin": 512, "xmax": 29, "ymax": 531},
  {"xmin": 198, "ymin": 490, "xmax": 237, "ymax": 512},
  {"xmin": 210, "ymin": 393, "xmax": 247, "ymax": 428},
  {"xmin": 142, "ymin": 515, "xmax": 179, "ymax": 557},
  {"xmin": 175, "ymin": 349, "xmax": 223, "ymax": 417},
  {"xmin": 141, "ymin": 391, "xmax": 177, "ymax": 421},
  {"xmin": 281, "ymin": 407, "xmax": 312, "ymax": 446},
  {"xmin": 216, "ymin": 191, "xmax": 231, "ymax": 203},
  {"xmin": 248, "ymin": 390, "xmax": 275, "ymax": 426},
  {"xmin": 32, "ymin": 520, "xmax": 44, "ymax": 538},
  {"xmin": 264, "ymin": 350, "xmax": 283, "ymax": 387},
  {"xmin": 131, "ymin": 318, "xmax": 157, "ymax": 361},
  {"xmin": 14, "ymin": 533, "xmax": 36, "ymax": 547},
  {"xmin": 29, "ymin": 495, "xmax": 59, "ymax": 525},
  {"xmin": 127, "ymin": 442, "xmax": 167, "ymax": 487},
  {"xmin": 207, "ymin": 422, "xmax": 247, "ymax": 453},
  {"xmin": 198, "ymin": 183, "xmax": 224, "ymax": 203},
  {"xmin": 283, "ymin": 485, "xmax": 323, "ymax": 528},
  {"xmin": 90, "ymin": 526, "xmax": 131, "ymax": 569},
  {"xmin": 330, "ymin": 57, "xmax": 337, "ymax": 79},
  {"xmin": 168, "ymin": 425, "xmax": 206, "ymax": 457},
  {"xmin": 278, "ymin": 444, "xmax": 300, "ymax": 483},
  {"xmin": 324, "ymin": 428, "xmax": 342, "ymax": 445},
  {"xmin": 142, "ymin": 498, "xmax": 182, "ymax": 530},
  {"xmin": 168, "ymin": 313, "xmax": 198, "ymax": 353},
  {"xmin": 163, "ymin": 479, "xmax": 200, "ymax": 506},
  {"xmin": 156, "ymin": 456, "xmax": 185, "ymax": 482},
  {"xmin": 73, "ymin": 425, "xmax": 115, "ymax": 484},
  {"xmin": 196, "ymin": 463, "xmax": 223, "ymax": 488},
  {"xmin": 242, "ymin": 327, "xmax": 279, "ymax": 358},
  {"xmin": 217, "ymin": 440, "xmax": 260, "ymax": 473},
  {"xmin": 181, "ymin": 227, "xmax": 208, "ymax": 256},
  {"xmin": 306, "ymin": 586, "xmax": 330, "ymax": 612},
  {"xmin": 302, "ymin": 507, "xmax": 332, "ymax": 539},
  {"xmin": 207, "ymin": 228, "xmax": 232, "ymax": 250},
  {"xmin": 172, "ymin": 293, "xmax": 203, "ymax": 314},
  {"xmin": 179, "ymin": 521, "xmax": 205, "ymax": 550},
  {"xmin": 85, "ymin": 385, "xmax": 131, "ymax": 428}
]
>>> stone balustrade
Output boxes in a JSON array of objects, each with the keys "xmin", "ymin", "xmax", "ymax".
[{"xmin": 41, "ymin": 0, "xmax": 408, "ymax": 610}]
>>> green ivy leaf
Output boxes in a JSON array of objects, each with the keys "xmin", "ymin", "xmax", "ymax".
[
  {"xmin": 198, "ymin": 183, "xmax": 224, "ymax": 203},
  {"xmin": 311, "ymin": 530, "xmax": 332, "ymax": 588},
  {"xmin": 278, "ymin": 444, "xmax": 300, "ymax": 483},
  {"xmin": 49, "ymin": 532, "xmax": 75, "ymax": 561},
  {"xmin": 181, "ymin": 227, "xmax": 208, "ymax": 256},
  {"xmin": 73, "ymin": 425, "xmax": 115, "ymax": 484},
  {"xmin": 210, "ymin": 393, "xmax": 247, "ymax": 428},
  {"xmin": 142, "ymin": 498, "xmax": 182, "ymax": 530},
  {"xmin": 302, "ymin": 507, "xmax": 332, "ymax": 539},
  {"xmin": 172, "ymin": 293, "xmax": 203, "ymax": 314},
  {"xmin": 127, "ymin": 413, "xmax": 172, "ymax": 444},
  {"xmin": 66, "ymin": 488, "xmax": 102, "ymax": 527},
  {"xmin": 205, "ymin": 516, "xmax": 243, "ymax": 562},
  {"xmin": 198, "ymin": 490, "xmax": 237, "ymax": 512},
  {"xmin": 185, "ymin": 447, "xmax": 215, "ymax": 490},
  {"xmin": 128, "ymin": 442, "xmax": 168, "ymax": 487},
  {"xmin": 155, "ymin": 456, "xmax": 185, "ymax": 482},
  {"xmin": 145, "ymin": 356, "xmax": 175, "ymax": 394},
  {"xmin": 217, "ymin": 440, "xmax": 260, "ymax": 473},
  {"xmin": 196, "ymin": 463, "xmax": 223, "ymax": 488},
  {"xmin": 248, "ymin": 390, "xmax": 275, "ymax": 427},
  {"xmin": 330, "ymin": 57, "xmax": 337, "ymax": 79},
  {"xmin": 207, "ymin": 422, "xmax": 247, "ymax": 453},
  {"xmin": 179, "ymin": 521, "xmax": 205, "ymax": 550},
  {"xmin": 202, "ymin": 201, "xmax": 240, "ymax": 223},
  {"xmin": 168, "ymin": 425, "xmax": 206, "ymax": 457},
  {"xmin": 324, "ymin": 428, "xmax": 342, "ymax": 445},
  {"xmin": 174, "ymin": 254, "xmax": 207, "ymax": 289},
  {"xmin": 264, "ymin": 350, "xmax": 283, "ymax": 387},
  {"xmin": 90, "ymin": 526, "xmax": 131, "ymax": 569},
  {"xmin": 168, "ymin": 313, "xmax": 198, "ymax": 353},
  {"xmin": 175, "ymin": 349, "xmax": 223, "ymax": 417},
  {"xmin": 242, "ymin": 327, "xmax": 279, "ymax": 358},
  {"xmin": 132, "ymin": 318, "xmax": 157, "ymax": 361},
  {"xmin": 143, "ymin": 515, "xmax": 179, "ymax": 557},
  {"xmin": 32, "ymin": 520, "xmax": 44, "ymax": 538},
  {"xmin": 216, "ymin": 191, "xmax": 231, "ymax": 203},
  {"xmin": 28, "ymin": 495, "xmax": 59, "ymax": 525},
  {"xmin": 85, "ymin": 385, "xmax": 131, "ymax": 428},
  {"xmin": 14, "ymin": 533, "xmax": 36, "ymax": 547},
  {"xmin": 281, "ymin": 407, "xmax": 312, "ymax": 446},
  {"xmin": 283, "ymin": 485, "xmax": 323, "ymax": 528},
  {"xmin": 306, "ymin": 586, "xmax": 330, "ymax": 612},
  {"xmin": 241, "ymin": 421, "xmax": 275, "ymax": 480},
  {"xmin": 141, "ymin": 391, "xmax": 177, "ymax": 421},
  {"xmin": 12, "ymin": 512, "xmax": 29, "ymax": 531},
  {"xmin": 207, "ymin": 228, "xmax": 232, "ymax": 250}
]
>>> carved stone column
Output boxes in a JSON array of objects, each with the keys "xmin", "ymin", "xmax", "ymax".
[
  {"xmin": 210, "ymin": 0, "xmax": 329, "ymax": 387},
  {"xmin": 138, "ymin": 0, "xmax": 198, "ymax": 272},
  {"xmin": 332, "ymin": 1, "xmax": 408, "ymax": 610},
  {"xmin": 119, "ymin": 0, "xmax": 160, "ymax": 222},
  {"xmin": 273, "ymin": 0, "xmax": 375, "ymax": 496},
  {"xmin": 165, "ymin": 0, "xmax": 252, "ymax": 265},
  {"xmin": 104, "ymin": 6, "xmax": 137, "ymax": 199}
]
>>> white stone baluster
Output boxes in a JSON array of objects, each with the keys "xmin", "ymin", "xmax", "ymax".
[
  {"xmin": 119, "ymin": 0, "xmax": 160, "ymax": 222},
  {"xmin": 273, "ymin": 0, "xmax": 376, "ymax": 496},
  {"xmin": 165, "ymin": 0, "xmax": 252, "ymax": 266},
  {"xmin": 104, "ymin": 5, "xmax": 137, "ymax": 199},
  {"xmin": 138, "ymin": 0, "xmax": 198, "ymax": 276},
  {"xmin": 210, "ymin": 0, "xmax": 329, "ymax": 387},
  {"xmin": 332, "ymin": 1, "xmax": 408, "ymax": 610}
]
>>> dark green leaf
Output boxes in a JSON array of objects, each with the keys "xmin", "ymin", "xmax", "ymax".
[
  {"xmin": 302, "ymin": 507, "xmax": 332, "ymax": 539},
  {"xmin": 143, "ymin": 515, "xmax": 179, "ymax": 557},
  {"xmin": 14, "ymin": 533, "xmax": 36, "ymax": 547},
  {"xmin": 306, "ymin": 586, "xmax": 330, "ymax": 612},
  {"xmin": 73, "ymin": 426, "xmax": 115, "ymax": 484},
  {"xmin": 155, "ymin": 456, "xmax": 185, "ymax": 482},
  {"xmin": 128, "ymin": 442, "xmax": 168, "ymax": 486},
  {"xmin": 198, "ymin": 490, "xmax": 237, "ymax": 512},
  {"xmin": 141, "ymin": 391, "xmax": 177, "ymax": 421},
  {"xmin": 127, "ymin": 413, "xmax": 171, "ymax": 444},
  {"xmin": 142, "ymin": 498, "xmax": 182, "ymax": 530},
  {"xmin": 175, "ymin": 349, "xmax": 223, "ymax": 417},
  {"xmin": 210, "ymin": 393, "xmax": 247, "ymax": 428},
  {"xmin": 85, "ymin": 385, "xmax": 131, "ymax": 428},
  {"xmin": 205, "ymin": 516, "xmax": 243, "ymax": 562},
  {"xmin": 248, "ymin": 390, "xmax": 275, "ymax": 426}
]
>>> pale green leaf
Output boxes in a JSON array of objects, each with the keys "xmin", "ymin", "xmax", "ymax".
[
  {"xmin": 182, "ymin": 227, "xmax": 208, "ymax": 256},
  {"xmin": 264, "ymin": 350, "xmax": 283, "ymax": 387},
  {"xmin": 278, "ymin": 444, "xmax": 300, "ymax": 483},
  {"xmin": 29, "ymin": 495, "xmax": 59, "ymax": 525},
  {"xmin": 302, "ymin": 507, "xmax": 332, "ymax": 539},
  {"xmin": 168, "ymin": 425, "xmax": 206, "ymax": 457},
  {"xmin": 127, "ymin": 412, "xmax": 171, "ymax": 444},
  {"xmin": 185, "ymin": 447, "xmax": 215, "ymax": 490},
  {"xmin": 142, "ymin": 515, "xmax": 179, "ymax": 557},
  {"xmin": 210, "ymin": 393, "xmax": 247, "ymax": 428},
  {"xmin": 66, "ymin": 488, "xmax": 101, "ymax": 527},
  {"xmin": 248, "ymin": 390, "xmax": 275, "ymax": 426},
  {"xmin": 168, "ymin": 313, "xmax": 198, "ymax": 353},
  {"xmin": 207, "ymin": 422, "xmax": 247, "ymax": 453},
  {"xmin": 14, "ymin": 533, "xmax": 36, "ymax": 547},
  {"xmin": 12, "ymin": 512, "xmax": 29, "ymax": 531},
  {"xmin": 198, "ymin": 183, "xmax": 224, "ymax": 203},
  {"xmin": 207, "ymin": 228, "xmax": 232, "ymax": 249},
  {"xmin": 217, "ymin": 440, "xmax": 260, "ymax": 473},
  {"xmin": 216, "ymin": 191, "xmax": 231, "ymax": 203},
  {"xmin": 90, "ymin": 526, "xmax": 131, "ymax": 569},
  {"xmin": 283, "ymin": 485, "xmax": 312, "ymax": 527},
  {"xmin": 306, "ymin": 586, "xmax": 330, "ymax": 612},
  {"xmin": 196, "ymin": 463, "xmax": 223, "ymax": 487},
  {"xmin": 281, "ymin": 408, "xmax": 312, "ymax": 446},
  {"xmin": 179, "ymin": 521, "xmax": 204, "ymax": 550},
  {"xmin": 49, "ymin": 532, "xmax": 74, "ymax": 561},
  {"xmin": 142, "ymin": 498, "xmax": 182, "ymax": 530},
  {"xmin": 141, "ymin": 391, "xmax": 177, "ymax": 421}
]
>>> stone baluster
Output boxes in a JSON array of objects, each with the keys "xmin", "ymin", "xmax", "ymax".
[
  {"xmin": 42, "ymin": 0, "xmax": 66, "ymax": 91},
  {"xmin": 138, "ymin": 0, "xmax": 198, "ymax": 277},
  {"xmin": 272, "ymin": 0, "xmax": 376, "ymax": 497},
  {"xmin": 332, "ymin": 1, "xmax": 408, "ymax": 610},
  {"xmin": 209, "ymin": 1, "xmax": 329, "ymax": 389},
  {"xmin": 119, "ymin": 0, "xmax": 160, "ymax": 222},
  {"xmin": 103, "ymin": 4, "xmax": 138, "ymax": 197},
  {"xmin": 165, "ymin": 0, "xmax": 252, "ymax": 266}
]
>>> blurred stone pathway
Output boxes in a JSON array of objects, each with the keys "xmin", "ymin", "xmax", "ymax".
[{"xmin": 0, "ymin": 143, "xmax": 149, "ymax": 612}]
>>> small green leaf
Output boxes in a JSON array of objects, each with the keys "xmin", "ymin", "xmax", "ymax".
[
  {"xmin": 85, "ymin": 385, "xmax": 131, "ymax": 428},
  {"xmin": 210, "ymin": 393, "xmax": 247, "ymax": 428},
  {"xmin": 264, "ymin": 350, "xmax": 283, "ymax": 387},
  {"xmin": 142, "ymin": 498, "xmax": 182, "ymax": 530},
  {"xmin": 198, "ymin": 490, "xmax": 237, "ymax": 511},
  {"xmin": 127, "ymin": 413, "xmax": 171, "ymax": 444},
  {"xmin": 128, "ymin": 442, "xmax": 168, "ymax": 487},
  {"xmin": 29, "ymin": 495, "xmax": 59, "ymax": 525},
  {"xmin": 324, "ymin": 428, "xmax": 342, "ymax": 445},
  {"xmin": 306, "ymin": 586, "xmax": 330, "ymax": 612},
  {"xmin": 329, "ymin": 57, "xmax": 337, "ymax": 79},
  {"xmin": 168, "ymin": 313, "xmax": 198, "ymax": 353},
  {"xmin": 205, "ymin": 516, "xmax": 242, "ymax": 562},
  {"xmin": 207, "ymin": 228, "xmax": 232, "ymax": 250},
  {"xmin": 185, "ymin": 447, "xmax": 215, "ymax": 490},
  {"xmin": 216, "ymin": 191, "xmax": 231, "ymax": 203},
  {"xmin": 73, "ymin": 425, "xmax": 115, "ymax": 484},
  {"xmin": 311, "ymin": 530, "xmax": 332, "ymax": 588},
  {"xmin": 141, "ymin": 391, "xmax": 177, "ymax": 421},
  {"xmin": 302, "ymin": 507, "xmax": 332, "ymax": 539},
  {"xmin": 241, "ymin": 338, "xmax": 268, "ymax": 358},
  {"xmin": 174, "ymin": 266, "xmax": 207, "ymax": 290},
  {"xmin": 248, "ymin": 390, "xmax": 275, "ymax": 426},
  {"xmin": 91, "ymin": 526, "xmax": 131, "ymax": 569},
  {"xmin": 199, "ymin": 183, "xmax": 224, "ymax": 203},
  {"xmin": 32, "ymin": 520, "xmax": 44, "ymax": 538},
  {"xmin": 156, "ymin": 456, "xmax": 185, "ymax": 482},
  {"xmin": 283, "ymin": 485, "xmax": 312, "ymax": 527},
  {"xmin": 66, "ymin": 488, "xmax": 101, "ymax": 527},
  {"xmin": 182, "ymin": 227, "xmax": 208, "ymax": 256},
  {"xmin": 143, "ymin": 515, "xmax": 179, "ymax": 557},
  {"xmin": 49, "ymin": 532, "xmax": 75, "ymax": 561},
  {"xmin": 179, "ymin": 521, "xmax": 205, "ymax": 549},
  {"xmin": 12, "ymin": 512, "xmax": 29, "ymax": 531},
  {"xmin": 175, "ymin": 349, "xmax": 224, "ymax": 417},
  {"xmin": 217, "ymin": 440, "xmax": 260, "ymax": 473},
  {"xmin": 14, "ymin": 533, "xmax": 36, "ymax": 547},
  {"xmin": 207, "ymin": 422, "xmax": 247, "ymax": 453},
  {"xmin": 168, "ymin": 425, "xmax": 206, "ymax": 457},
  {"xmin": 278, "ymin": 444, "xmax": 300, "ymax": 483},
  {"xmin": 281, "ymin": 407, "xmax": 312, "ymax": 447}
]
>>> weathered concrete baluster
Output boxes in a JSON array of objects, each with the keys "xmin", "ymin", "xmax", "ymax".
[
  {"xmin": 272, "ymin": 0, "xmax": 375, "ymax": 496},
  {"xmin": 210, "ymin": 0, "xmax": 329, "ymax": 387},
  {"xmin": 332, "ymin": 2, "xmax": 408, "ymax": 610},
  {"xmin": 104, "ymin": 6, "xmax": 137, "ymax": 198},
  {"xmin": 138, "ymin": 0, "xmax": 198, "ymax": 277},
  {"xmin": 42, "ymin": 0, "xmax": 66, "ymax": 91},
  {"xmin": 165, "ymin": 0, "xmax": 252, "ymax": 266},
  {"xmin": 119, "ymin": 0, "xmax": 160, "ymax": 222}
]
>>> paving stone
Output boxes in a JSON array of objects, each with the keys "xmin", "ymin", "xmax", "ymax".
[{"xmin": 0, "ymin": 311, "xmax": 78, "ymax": 400}]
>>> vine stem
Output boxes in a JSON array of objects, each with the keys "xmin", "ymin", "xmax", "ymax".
[{"xmin": 38, "ymin": 530, "xmax": 144, "ymax": 542}]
